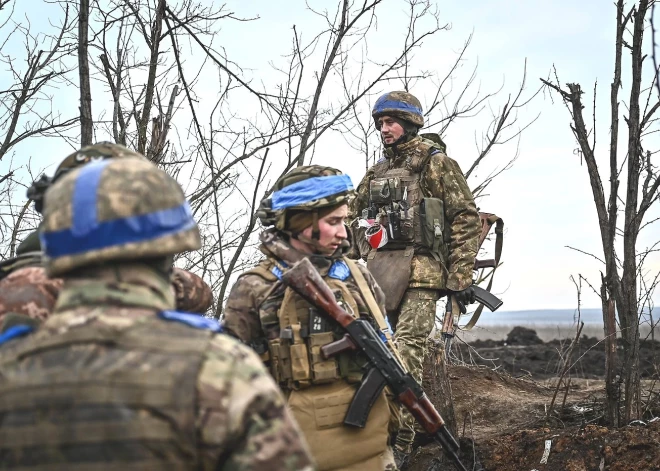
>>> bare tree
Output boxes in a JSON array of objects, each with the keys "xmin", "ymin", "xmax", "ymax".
[
  {"xmin": 0, "ymin": 2, "xmax": 77, "ymax": 161},
  {"xmin": 542, "ymin": 0, "xmax": 660, "ymax": 424}
]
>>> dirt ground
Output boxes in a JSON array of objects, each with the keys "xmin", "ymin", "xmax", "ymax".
[{"xmin": 406, "ymin": 327, "xmax": 660, "ymax": 471}]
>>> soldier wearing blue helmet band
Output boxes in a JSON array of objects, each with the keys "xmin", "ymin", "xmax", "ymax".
[
  {"xmin": 0, "ymin": 156, "xmax": 314, "ymax": 471},
  {"xmin": 226, "ymin": 165, "xmax": 401, "ymax": 471},
  {"xmin": 350, "ymin": 91, "xmax": 481, "ymax": 468}
]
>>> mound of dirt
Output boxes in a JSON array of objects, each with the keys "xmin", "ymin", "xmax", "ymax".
[
  {"xmin": 479, "ymin": 421, "xmax": 660, "ymax": 471},
  {"xmin": 506, "ymin": 326, "xmax": 543, "ymax": 345},
  {"xmin": 456, "ymin": 328, "xmax": 660, "ymax": 379}
]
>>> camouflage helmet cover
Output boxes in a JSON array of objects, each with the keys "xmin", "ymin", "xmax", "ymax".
[
  {"xmin": 28, "ymin": 142, "xmax": 148, "ymax": 213},
  {"xmin": 40, "ymin": 158, "xmax": 200, "ymax": 276},
  {"xmin": 372, "ymin": 91, "xmax": 424, "ymax": 128},
  {"xmin": 256, "ymin": 165, "xmax": 355, "ymax": 230}
]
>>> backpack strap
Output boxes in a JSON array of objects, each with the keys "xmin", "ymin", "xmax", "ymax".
[{"xmin": 462, "ymin": 213, "xmax": 504, "ymax": 331}]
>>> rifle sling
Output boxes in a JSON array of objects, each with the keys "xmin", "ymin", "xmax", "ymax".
[{"xmin": 463, "ymin": 216, "xmax": 503, "ymax": 331}]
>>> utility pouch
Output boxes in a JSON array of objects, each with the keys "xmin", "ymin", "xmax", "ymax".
[
  {"xmin": 267, "ymin": 338, "xmax": 292, "ymax": 384},
  {"xmin": 338, "ymin": 351, "xmax": 367, "ymax": 384},
  {"xmin": 419, "ymin": 197, "xmax": 445, "ymax": 259},
  {"xmin": 289, "ymin": 323, "xmax": 311, "ymax": 383},
  {"xmin": 370, "ymin": 177, "xmax": 403, "ymax": 204},
  {"xmin": 309, "ymin": 332, "xmax": 340, "ymax": 383}
]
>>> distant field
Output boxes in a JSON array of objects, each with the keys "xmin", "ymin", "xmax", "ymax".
[
  {"xmin": 441, "ymin": 307, "xmax": 658, "ymax": 342},
  {"xmin": 453, "ymin": 323, "xmax": 657, "ymax": 342}
]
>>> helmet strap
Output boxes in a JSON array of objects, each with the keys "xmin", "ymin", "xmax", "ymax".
[{"xmin": 311, "ymin": 210, "xmax": 320, "ymax": 240}]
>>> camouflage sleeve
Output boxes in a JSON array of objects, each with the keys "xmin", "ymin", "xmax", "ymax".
[
  {"xmin": 0, "ymin": 267, "xmax": 61, "ymax": 322},
  {"xmin": 171, "ymin": 268, "xmax": 213, "ymax": 314},
  {"xmin": 347, "ymin": 172, "xmax": 373, "ymax": 261},
  {"xmin": 222, "ymin": 274, "xmax": 270, "ymax": 343},
  {"xmin": 197, "ymin": 336, "xmax": 315, "ymax": 471},
  {"xmin": 349, "ymin": 171, "xmax": 372, "ymax": 221},
  {"xmin": 425, "ymin": 153, "xmax": 480, "ymax": 291}
]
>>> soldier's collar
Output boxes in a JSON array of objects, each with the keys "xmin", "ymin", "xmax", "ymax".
[
  {"xmin": 54, "ymin": 265, "xmax": 175, "ymax": 312},
  {"xmin": 383, "ymin": 135, "xmax": 422, "ymax": 161},
  {"xmin": 259, "ymin": 229, "xmax": 336, "ymax": 274}
]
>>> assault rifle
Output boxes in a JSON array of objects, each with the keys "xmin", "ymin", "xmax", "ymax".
[
  {"xmin": 280, "ymin": 258, "xmax": 468, "ymax": 471},
  {"xmin": 441, "ymin": 260, "xmax": 504, "ymax": 354}
]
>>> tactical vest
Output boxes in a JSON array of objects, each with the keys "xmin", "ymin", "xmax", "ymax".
[
  {"xmin": 367, "ymin": 138, "xmax": 449, "ymax": 262},
  {"xmin": 0, "ymin": 314, "xmax": 214, "ymax": 470},
  {"xmin": 244, "ymin": 258, "xmax": 390, "ymax": 471},
  {"xmin": 246, "ymin": 258, "xmax": 367, "ymax": 389}
]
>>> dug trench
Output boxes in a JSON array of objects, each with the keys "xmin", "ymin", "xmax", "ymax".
[{"xmin": 406, "ymin": 327, "xmax": 660, "ymax": 471}]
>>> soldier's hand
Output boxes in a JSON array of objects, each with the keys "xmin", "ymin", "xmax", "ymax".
[{"xmin": 450, "ymin": 286, "xmax": 476, "ymax": 314}]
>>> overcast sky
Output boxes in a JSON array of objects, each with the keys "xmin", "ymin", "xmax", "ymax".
[{"xmin": 3, "ymin": 0, "xmax": 659, "ymax": 314}]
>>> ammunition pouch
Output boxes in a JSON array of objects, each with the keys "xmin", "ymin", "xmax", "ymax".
[
  {"xmin": 369, "ymin": 177, "xmax": 403, "ymax": 204},
  {"xmin": 419, "ymin": 197, "xmax": 447, "ymax": 261},
  {"xmin": 269, "ymin": 279, "xmax": 364, "ymax": 390}
]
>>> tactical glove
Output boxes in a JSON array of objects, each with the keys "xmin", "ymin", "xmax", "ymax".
[{"xmin": 449, "ymin": 286, "xmax": 476, "ymax": 314}]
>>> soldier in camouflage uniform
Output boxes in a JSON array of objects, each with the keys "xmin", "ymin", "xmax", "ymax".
[
  {"xmin": 224, "ymin": 165, "xmax": 398, "ymax": 471},
  {"xmin": 350, "ymin": 91, "xmax": 480, "ymax": 466},
  {"xmin": 0, "ymin": 143, "xmax": 213, "ymax": 329},
  {"xmin": 0, "ymin": 156, "xmax": 313, "ymax": 470},
  {"xmin": 0, "ymin": 235, "xmax": 61, "ymax": 327}
]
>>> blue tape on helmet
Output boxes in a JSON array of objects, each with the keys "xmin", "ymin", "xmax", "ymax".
[
  {"xmin": 71, "ymin": 160, "xmax": 110, "ymax": 237},
  {"xmin": 373, "ymin": 98, "xmax": 423, "ymax": 116},
  {"xmin": 41, "ymin": 202, "xmax": 196, "ymax": 258},
  {"xmin": 40, "ymin": 160, "xmax": 196, "ymax": 258},
  {"xmin": 271, "ymin": 175, "xmax": 353, "ymax": 211}
]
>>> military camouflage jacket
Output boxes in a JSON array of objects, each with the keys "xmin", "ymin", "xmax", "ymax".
[
  {"xmin": 0, "ymin": 264, "xmax": 314, "ymax": 471},
  {"xmin": 223, "ymin": 229, "xmax": 387, "ymax": 347},
  {"xmin": 0, "ymin": 253, "xmax": 61, "ymax": 323},
  {"xmin": 351, "ymin": 136, "xmax": 480, "ymax": 291}
]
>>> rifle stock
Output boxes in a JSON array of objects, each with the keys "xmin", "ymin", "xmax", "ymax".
[{"xmin": 281, "ymin": 258, "xmax": 467, "ymax": 471}]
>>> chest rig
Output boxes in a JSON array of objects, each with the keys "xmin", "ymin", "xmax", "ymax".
[
  {"xmin": 366, "ymin": 138, "xmax": 447, "ymax": 259},
  {"xmin": 247, "ymin": 259, "xmax": 369, "ymax": 390}
]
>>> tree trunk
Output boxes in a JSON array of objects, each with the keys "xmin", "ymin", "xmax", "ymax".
[
  {"xmin": 422, "ymin": 339, "xmax": 457, "ymax": 436},
  {"xmin": 78, "ymin": 0, "xmax": 93, "ymax": 146},
  {"xmin": 601, "ymin": 287, "xmax": 619, "ymax": 426}
]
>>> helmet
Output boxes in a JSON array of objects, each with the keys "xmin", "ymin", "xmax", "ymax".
[
  {"xmin": 39, "ymin": 158, "xmax": 200, "ymax": 276},
  {"xmin": 27, "ymin": 142, "xmax": 148, "ymax": 214},
  {"xmin": 372, "ymin": 91, "xmax": 424, "ymax": 129},
  {"xmin": 256, "ymin": 165, "xmax": 354, "ymax": 232}
]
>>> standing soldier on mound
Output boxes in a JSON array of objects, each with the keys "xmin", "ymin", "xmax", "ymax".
[
  {"xmin": 223, "ymin": 165, "xmax": 399, "ymax": 471},
  {"xmin": 0, "ymin": 156, "xmax": 313, "ymax": 471},
  {"xmin": 350, "ymin": 91, "xmax": 481, "ymax": 467},
  {"xmin": 0, "ymin": 143, "xmax": 213, "ymax": 330}
]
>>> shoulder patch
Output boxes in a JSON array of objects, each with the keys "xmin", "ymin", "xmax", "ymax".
[
  {"xmin": 328, "ymin": 260, "xmax": 350, "ymax": 281},
  {"xmin": 0, "ymin": 324, "xmax": 34, "ymax": 346},
  {"xmin": 158, "ymin": 310, "xmax": 222, "ymax": 333},
  {"xmin": 271, "ymin": 265, "xmax": 283, "ymax": 280}
]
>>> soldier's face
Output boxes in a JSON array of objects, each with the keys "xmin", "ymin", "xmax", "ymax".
[
  {"xmin": 298, "ymin": 204, "xmax": 349, "ymax": 255},
  {"xmin": 378, "ymin": 116, "xmax": 404, "ymax": 144}
]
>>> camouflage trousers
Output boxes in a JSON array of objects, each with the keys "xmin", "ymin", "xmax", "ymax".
[{"xmin": 391, "ymin": 288, "xmax": 440, "ymax": 453}]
